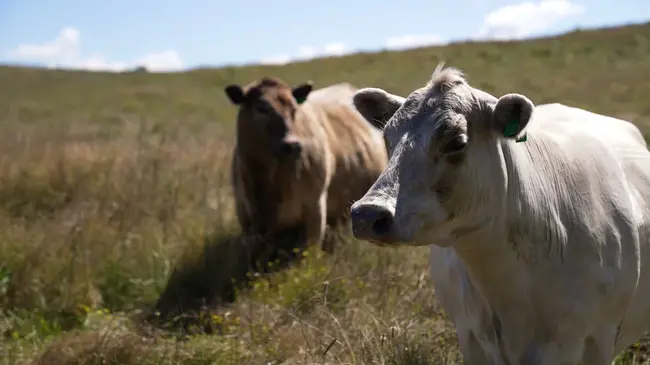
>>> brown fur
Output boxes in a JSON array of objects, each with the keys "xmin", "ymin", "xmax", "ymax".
[{"xmin": 225, "ymin": 76, "xmax": 388, "ymax": 252}]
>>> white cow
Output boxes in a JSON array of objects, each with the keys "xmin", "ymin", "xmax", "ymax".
[{"xmin": 349, "ymin": 62, "xmax": 650, "ymax": 365}]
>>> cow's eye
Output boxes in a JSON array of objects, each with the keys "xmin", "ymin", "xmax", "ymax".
[{"xmin": 442, "ymin": 136, "xmax": 468, "ymax": 154}]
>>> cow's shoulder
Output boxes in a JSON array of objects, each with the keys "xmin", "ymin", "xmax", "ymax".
[
  {"xmin": 307, "ymin": 82, "xmax": 358, "ymax": 104},
  {"xmin": 531, "ymin": 103, "xmax": 644, "ymax": 147},
  {"xmin": 503, "ymin": 103, "xmax": 647, "ymax": 262},
  {"xmin": 296, "ymin": 84, "xmax": 367, "ymax": 133}
]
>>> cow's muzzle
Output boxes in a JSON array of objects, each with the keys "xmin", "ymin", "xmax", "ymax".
[
  {"xmin": 276, "ymin": 135, "xmax": 302, "ymax": 159},
  {"xmin": 350, "ymin": 201, "xmax": 397, "ymax": 244}
]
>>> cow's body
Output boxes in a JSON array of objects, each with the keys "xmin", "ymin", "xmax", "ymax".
[
  {"xmin": 349, "ymin": 64, "xmax": 650, "ymax": 364},
  {"xmin": 227, "ymin": 78, "xmax": 387, "ymax": 253},
  {"xmin": 428, "ymin": 103, "xmax": 650, "ymax": 364}
]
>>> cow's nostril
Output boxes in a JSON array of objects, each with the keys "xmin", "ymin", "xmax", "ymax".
[
  {"xmin": 372, "ymin": 212, "xmax": 393, "ymax": 236},
  {"xmin": 290, "ymin": 142, "xmax": 302, "ymax": 154},
  {"xmin": 281, "ymin": 143, "xmax": 293, "ymax": 155},
  {"xmin": 351, "ymin": 203, "xmax": 395, "ymax": 242},
  {"xmin": 279, "ymin": 141, "xmax": 301, "ymax": 156}
]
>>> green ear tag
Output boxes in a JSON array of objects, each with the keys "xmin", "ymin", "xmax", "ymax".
[
  {"xmin": 295, "ymin": 97, "xmax": 306, "ymax": 105},
  {"xmin": 503, "ymin": 119, "xmax": 527, "ymax": 143}
]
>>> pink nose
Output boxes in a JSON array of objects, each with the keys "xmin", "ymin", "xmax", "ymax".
[{"xmin": 283, "ymin": 134, "xmax": 299, "ymax": 145}]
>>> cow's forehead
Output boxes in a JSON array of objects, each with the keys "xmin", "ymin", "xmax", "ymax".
[
  {"xmin": 386, "ymin": 88, "xmax": 427, "ymax": 128},
  {"xmin": 382, "ymin": 64, "xmax": 485, "ymax": 148},
  {"xmin": 245, "ymin": 77, "xmax": 292, "ymax": 99},
  {"xmin": 385, "ymin": 86, "xmax": 469, "ymax": 144}
]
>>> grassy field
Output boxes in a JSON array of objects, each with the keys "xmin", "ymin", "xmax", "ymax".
[{"xmin": 1, "ymin": 20, "xmax": 650, "ymax": 365}]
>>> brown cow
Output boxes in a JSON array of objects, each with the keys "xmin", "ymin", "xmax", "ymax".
[{"xmin": 224, "ymin": 76, "xmax": 388, "ymax": 253}]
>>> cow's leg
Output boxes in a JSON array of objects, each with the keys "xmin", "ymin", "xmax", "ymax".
[
  {"xmin": 321, "ymin": 215, "xmax": 347, "ymax": 254},
  {"xmin": 579, "ymin": 329, "xmax": 617, "ymax": 365},
  {"xmin": 518, "ymin": 342, "xmax": 578, "ymax": 365},
  {"xmin": 518, "ymin": 335, "xmax": 615, "ymax": 365},
  {"xmin": 457, "ymin": 331, "xmax": 493, "ymax": 365},
  {"xmin": 234, "ymin": 198, "xmax": 254, "ymax": 234},
  {"xmin": 304, "ymin": 192, "xmax": 327, "ymax": 251}
]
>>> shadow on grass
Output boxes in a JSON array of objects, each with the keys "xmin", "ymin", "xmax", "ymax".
[{"xmin": 146, "ymin": 224, "xmax": 344, "ymax": 334}]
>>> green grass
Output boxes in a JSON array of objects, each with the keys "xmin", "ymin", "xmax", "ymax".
[{"xmin": 1, "ymin": 20, "xmax": 650, "ymax": 365}]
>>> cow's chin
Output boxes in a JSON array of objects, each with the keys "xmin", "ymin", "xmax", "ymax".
[
  {"xmin": 274, "ymin": 149, "xmax": 302, "ymax": 161},
  {"xmin": 364, "ymin": 216, "xmax": 454, "ymax": 247},
  {"xmin": 277, "ymin": 154, "xmax": 301, "ymax": 163},
  {"xmin": 356, "ymin": 229, "xmax": 418, "ymax": 247},
  {"xmin": 413, "ymin": 218, "xmax": 489, "ymax": 247},
  {"xmin": 417, "ymin": 234, "xmax": 455, "ymax": 247},
  {"xmin": 356, "ymin": 228, "xmax": 453, "ymax": 248},
  {"xmin": 409, "ymin": 220, "xmax": 458, "ymax": 247}
]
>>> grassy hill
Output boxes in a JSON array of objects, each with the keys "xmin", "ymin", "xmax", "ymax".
[{"xmin": 1, "ymin": 21, "xmax": 650, "ymax": 365}]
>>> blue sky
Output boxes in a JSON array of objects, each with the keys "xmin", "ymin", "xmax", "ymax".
[{"xmin": 1, "ymin": 0, "xmax": 648, "ymax": 72}]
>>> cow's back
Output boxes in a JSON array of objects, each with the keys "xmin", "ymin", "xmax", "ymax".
[
  {"xmin": 305, "ymin": 83, "xmax": 388, "ymax": 219},
  {"xmin": 506, "ymin": 103, "xmax": 650, "ymax": 354},
  {"xmin": 531, "ymin": 103, "xmax": 646, "ymax": 148}
]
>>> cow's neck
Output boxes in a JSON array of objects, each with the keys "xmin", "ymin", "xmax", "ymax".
[
  {"xmin": 451, "ymin": 230, "xmax": 530, "ymax": 313},
  {"xmin": 239, "ymin": 146, "xmax": 270, "ymax": 170},
  {"xmin": 240, "ymin": 147, "xmax": 300, "ymax": 184}
]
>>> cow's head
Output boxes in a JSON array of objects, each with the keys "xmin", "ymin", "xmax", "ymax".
[
  {"xmin": 349, "ymin": 63, "xmax": 534, "ymax": 246},
  {"xmin": 224, "ymin": 77, "xmax": 314, "ymax": 160}
]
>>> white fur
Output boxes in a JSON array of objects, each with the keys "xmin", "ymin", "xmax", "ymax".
[{"xmin": 352, "ymin": 72, "xmax": 650, "ymax": 364}]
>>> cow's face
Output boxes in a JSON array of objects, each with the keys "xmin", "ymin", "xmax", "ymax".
[
  {"xmin": 350, "ymin": 64, "xmax": 534, "ymax": 246},
  {"xmin": 225, "ymin": 77, "xmax": 313, "ymax": 160}
]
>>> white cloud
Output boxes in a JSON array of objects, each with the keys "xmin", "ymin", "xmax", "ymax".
[
  {"xmin": 296, "ymin": 46, "xmax": 318, "ymax": 60},
  {"xmin": 384, "ymin": 34, "xmax": 445, "ymax": 50},
  {"xmin": 322, "ymin": 42, "xmax": 348, "ymax": 56},
  {"xmin": 257, "ymin": 1, "xmax": 584, "ymax": 66},
  {"xmin": 5, "ymin": 27, "xmax": 184, "ymax": 72},
  {"xmin": 259, "ymin": 41, "xmax": 351, "ymax": 65},
  {"xmin": 476, "ymin": 0, "xmax": 585, "ymax": 40},
  {"xmin": 259, "ymin": 54, "xmax": 293, "ymax": 66},
  {"xmin": 7, "ymin": 26, "xmax": 80, "ymax": 63},
  {"xmin": 132, "ymin": 50, "xmax": 184, "ymax": 72},
  {"xmin": 259, "ymin": 34, "xmax": 447, "ymax": 66},
  {"xmin": 74, "ymin": 54, "xmax": 126, "ymax": 72},
  {"xmin": 9, "ymin": 2, "xmax": 586, "ymax": 70},
  {"xmin": 259, "ymin": 1, "xmax": 585, "ymax": 67}
]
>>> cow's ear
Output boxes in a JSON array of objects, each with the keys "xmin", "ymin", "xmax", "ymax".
[
  {"xmin": 292, "ymin": 81, "xmax": 313, "ymax": 104},
  {"xmin": 492, "ymin": 93, "xmax": 534, "ymax": 142},
  {"xmin": 225, "ymin": 84, "xmax": 245, "ymax": 105},
  {"xmin": 353, "ymin": 87, "xmax": 405, "ymax": 129}
]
